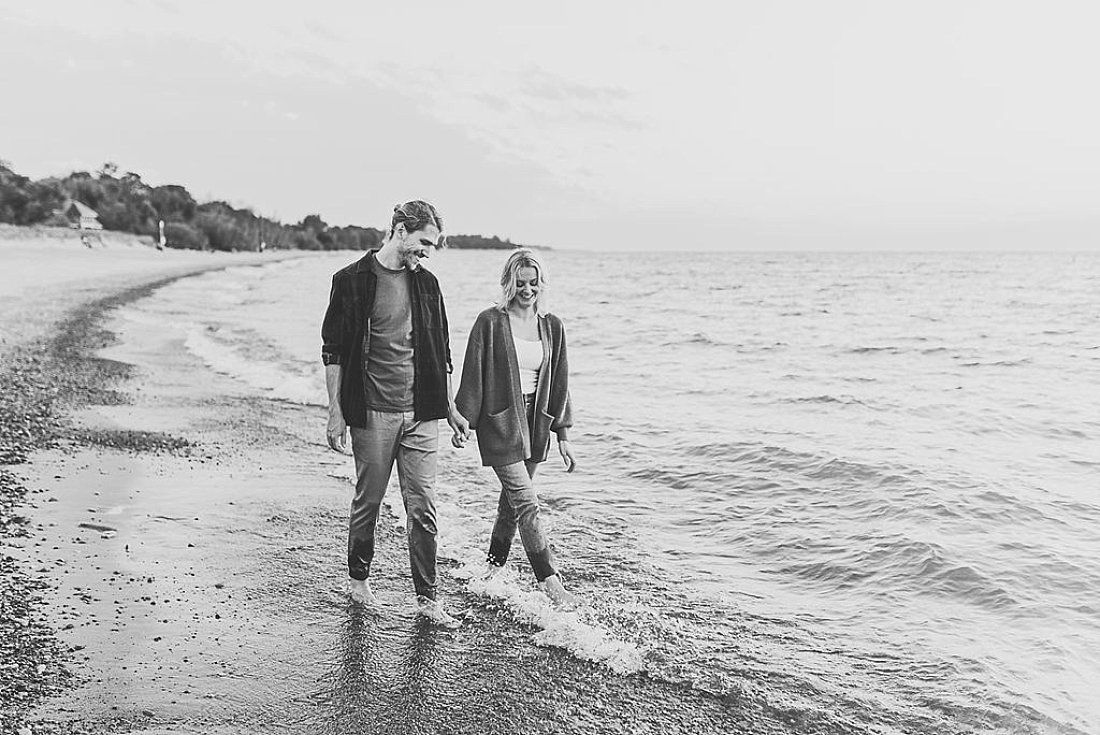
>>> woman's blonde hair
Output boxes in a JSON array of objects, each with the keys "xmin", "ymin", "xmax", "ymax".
[{"xmin": 497, "ymin": 248, "xmax": 547, "ymax": 312}]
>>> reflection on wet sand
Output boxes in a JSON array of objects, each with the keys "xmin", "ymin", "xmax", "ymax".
[{"xmin": 320, "ymin": 608, "xmax": 455, "ymax": 732}]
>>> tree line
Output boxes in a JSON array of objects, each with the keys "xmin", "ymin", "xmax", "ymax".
[{"xmin": 0, "ymin": 160, "xmax": 531, "ymax": 252}]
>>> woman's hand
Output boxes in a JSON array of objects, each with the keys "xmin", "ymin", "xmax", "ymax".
[{"xmin": 558, "ymin": 440, "xmax": 577, "ymax": 473}]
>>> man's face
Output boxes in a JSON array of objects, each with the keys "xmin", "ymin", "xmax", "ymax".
[{"xmin": 398, "ymin": 224, "xmax": 440, "ymax": 270}]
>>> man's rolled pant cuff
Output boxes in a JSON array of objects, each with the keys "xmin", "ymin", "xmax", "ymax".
[
  {"xmin": 526, "ymin": 547, "xmax": 555, "ymax": 582},
  {"xmin": 348, "ymin": 563, "xmax": 370, "ymax": 581}
]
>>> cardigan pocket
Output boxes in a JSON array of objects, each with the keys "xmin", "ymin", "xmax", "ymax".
[{"xmin": 481, "ymin": 406, "xmax": 524, "ymax": 455}]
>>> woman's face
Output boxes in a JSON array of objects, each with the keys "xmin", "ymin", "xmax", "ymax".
[{"xmin": 512, "ymin": 266, "xmax": 540, "ymax": 308}]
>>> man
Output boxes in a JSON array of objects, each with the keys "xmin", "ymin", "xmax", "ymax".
[{"xmin": 321, "ymin": 200, "xmax": 469, "ymax": 625}]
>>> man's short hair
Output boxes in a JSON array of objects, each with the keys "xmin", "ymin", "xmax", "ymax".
[{"xmin": 390, "ymin": 200, "xmax": 442, "ymax": 237}]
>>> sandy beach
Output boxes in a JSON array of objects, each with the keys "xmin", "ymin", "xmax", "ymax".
[
  {"xmin": 0, "ymin": 228, "xmax": 765, "ymax": 735},
  {"xmin": 0, "ymin": 227, "xmax": 309, "ymax": 733}
]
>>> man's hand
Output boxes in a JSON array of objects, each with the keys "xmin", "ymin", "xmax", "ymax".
[
  {"xmin": 558, "ymin": 440, "xmax": 576, "ymax": 473},
  {"xmin": 327, "ymin": 409, "xmax": 347, "ymax": 452},
  {"xmin": 324, "ymin": 364, "xmax": 347, "ymax": 452},
  {"xmin": 447, "ymin": 407, "xmax": 470, "ymax": 449}
]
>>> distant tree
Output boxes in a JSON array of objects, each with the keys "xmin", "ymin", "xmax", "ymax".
[
  {"xmin": 328, "ymin": 225, "xmax": 382, "ymax": 251},
  {"xmin": 97, "ymin": 201, "xmax": 136, "ymax": 231},
  {"xmin": 58, "ymin": 172, "xmax": 96, "ymax": 209},
  {"xmin": 257, "ymin": 216, "xmax": 294, "ymax": 250},
  {"xmin": 299, "ymin": 213, "xmax": 328, "ymax": 232},
  {"xmin": 163, "ymin": 221, "xmax": 209, "ymax": 250},
  {"xmin": 0, "ymin": 163, "xmax": 32, "ymax": 224},
  {"xmin": 0, "ymin": 160, "xmax": 534, "ymax": 251},
  {"xmin": 26, "ymin": 181, "xmax": 66, "ymax": 224},
  {"xmin": 194, "ymin": 203, "xmax": 249, "ymax": 251},
  {"xmin": 292, "ymin": 230, "xmax": 323, "ymax": 250},
  {"xmin": 0, "ymin": 163, "xmax": 63, "ymax": 224},
  {"xmin": 446, "ymin": 234, "xmax": 525, "ymax": 250},
  {"xmin": 150, "ymin": 184, "xmax": 197, "ymax": 222},
  {"xmin": 297, "ymin": 213, "xmax": 341, "ymax": 249}
]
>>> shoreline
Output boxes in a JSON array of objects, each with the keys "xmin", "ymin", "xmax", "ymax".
[
  {"xmin": 1, "ymin": 241, "xmax": 780, "ymax": 734},
  {"xmin": 0, "ymin": 247, "xmax": 308, "ymax": 734}
]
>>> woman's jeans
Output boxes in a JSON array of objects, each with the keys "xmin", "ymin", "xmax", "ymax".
[{"xmin": 486, "ymin": 394, "xmax": 556, "ymax": 581}]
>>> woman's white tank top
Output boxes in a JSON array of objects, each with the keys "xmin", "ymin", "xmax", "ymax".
[{"xmin": 512, "ymin": 333, "xmax": 542, "ymax": 395}]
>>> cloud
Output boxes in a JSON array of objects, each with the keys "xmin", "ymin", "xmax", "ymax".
[
  {"xmin": 303, "ymin": 21, "xmax": 339, "ymax": 42},
  {"xmin": 143, "ymin": 0, "xmax": 181, "ymax": 15},
  {"xmin": 519, "ymin": 65, "xmax": 630, "ymax": 104},
  {"xmin": 550, "ymin": 106, "xmax": 646, "ymax": 131},
  {"xmin": 472, "ymin": 93, "xmax": 513, "ymax": 113},
  {"xmin": 287, "ymin": 47, "xmax": 341, "ymax": 76}
]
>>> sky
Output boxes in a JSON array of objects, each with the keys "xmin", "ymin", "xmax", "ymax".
[{"xmin": 1, "ymin": 1, "xmax": 1098, "ymax": 250}]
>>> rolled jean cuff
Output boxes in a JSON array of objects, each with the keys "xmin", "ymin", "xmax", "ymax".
[
  {"xmin": 527, "ymin": 547, "xmax": 555, "ymax": 582},
  {"xmin": 487, "ymin": 536, "xmax": 511, "ymax": 567}
]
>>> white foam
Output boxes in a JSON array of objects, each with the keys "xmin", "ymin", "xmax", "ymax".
[
  {"xmin": 366, "ymin": 471, "xmax": 646, "ymax": 676},
  {"xmin": 184, "ymin": 325, "xmax": 326, "ymax": 406},
  {"xmin": 457, "ymin": 561, "xmax": 647, "ymax": 675}
]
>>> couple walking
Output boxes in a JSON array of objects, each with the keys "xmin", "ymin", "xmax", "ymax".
[{"xmin": 320, "ymin": 200, "xmax": 578, "ymax": 626}]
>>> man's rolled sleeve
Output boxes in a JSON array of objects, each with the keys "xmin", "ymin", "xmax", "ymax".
[
  {"xmin": 321, "ymin": 275, "xmax": 345, "ymax": 365},
  {"xmin": 440, "ymin": 295, "xmax": 454, "ymax": 374}
]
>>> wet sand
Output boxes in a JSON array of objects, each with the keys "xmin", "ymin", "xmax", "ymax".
[
  {"xmin": 2, "ymin": 234, "xmax": 783, "ymax": 734},
  {"xmin": 0, "ymin": 231, "xmax": 309, "ymax": 733}
]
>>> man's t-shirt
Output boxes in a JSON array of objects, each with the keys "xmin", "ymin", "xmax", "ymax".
[{"xmin": 364, "ymin": 258, "xmax": 415, "ymax": 411}]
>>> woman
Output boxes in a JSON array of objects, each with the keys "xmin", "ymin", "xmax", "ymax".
[{"xmin": 456, "ymin": 249, "xmax": 579, "ymax": 607}]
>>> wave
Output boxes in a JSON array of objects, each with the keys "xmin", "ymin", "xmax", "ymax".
[
  {"xmin": 960, "ymin": 358, "xmax": 1034, "ymax": 368},
  {"xmin": 914, "ymin": 555, "xmax": 1020, "ymax": 610},
  {"xmin": 773, "ymin": 537, "xmax": 1023, "ymax": 611},
  {"xmin": 184, "ymin": 324, "xmax": 326, "ymax": 406},
  {"xmin": 672, "ymin": 441, "xmax": 915, "ymax": 490},
  {"xmin": 659, "ymin": 332, "xmax": 727, "ymax": 347},
  {"xmin": 457, "ymin": 565, "xmax": 645, "ymax": 675},
  {"xmin": 847, "ymin": 345, "xmax": 902, "ymax": 354},
  {"xmin": 780, "ymin": 394, "xmax": 870, "ymax": 407},
  {"xmin": 379, "ymin": 458, "xmax": 648, "ymax": 678}
]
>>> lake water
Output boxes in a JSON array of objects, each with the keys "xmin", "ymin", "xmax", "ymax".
[{"xmin": 132, "ymin": 249, "xmax": 1100, "ymax": 734}]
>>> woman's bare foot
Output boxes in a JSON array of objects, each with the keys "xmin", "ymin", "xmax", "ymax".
[
  {"xmin": 350, "ymin": 578, "xmax": 378, "ymax": 606},
  {"xmin": 539, "ymin": 574, "xmax": 578, "ymax": 609},
  {"xmin": 482, "ymin": 562, "xmax": 505, "ymax": 580}
]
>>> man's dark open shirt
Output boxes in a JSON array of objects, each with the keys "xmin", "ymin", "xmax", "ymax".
[{"xmin": 321, "ymin": 251, "xmax": 453, "ymax": 427}]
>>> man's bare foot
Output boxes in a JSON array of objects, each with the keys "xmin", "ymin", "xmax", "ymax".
[
  {"xmin": 350, "ymin": 578, "xmax": 378, "ymax": 606},
  {"xmin": 416, "ymin": 595, "xmax": 460, "ymax": 628},
  {"xmin": 539, "ymin": 574, "xmax": 578, "ymax": 609}
]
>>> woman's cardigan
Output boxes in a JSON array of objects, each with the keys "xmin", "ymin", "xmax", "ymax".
[{"xmin": 456, "ymin": 307, "xmax": 573, "ymax": 466}]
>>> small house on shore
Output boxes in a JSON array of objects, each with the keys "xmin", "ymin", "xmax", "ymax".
[{"xmin": 55, "ymin": 200, "xmax": 103, "ymax": 230}]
